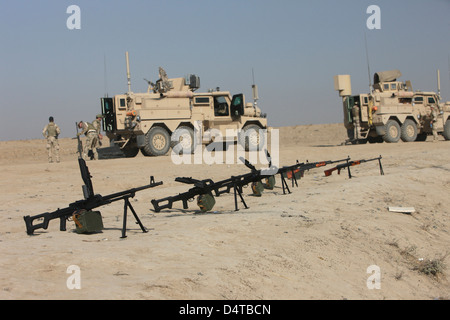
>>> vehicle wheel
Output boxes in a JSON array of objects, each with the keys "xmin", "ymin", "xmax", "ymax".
[
  {"xmin": 140, "ymin": 148, "xmax": 152, "ymax": 156},
  {"xmin": 239, "ymin": 124, "xmax": 265, "ymax": 151},
  {"xmin": 142, "ymin": 126, "xmax": 171, "ymax": 156},
  {"xmin": 443, "ymin": 119, "xmax": 450, "ymax": 140},
  {"xmin": 382, "ymin": 120, "xmax": 401, "ymax": 143},
  {"xmin": 400, "ymin": 119, "xmax": 418, "ymax": 142},
  {"xmin": 171, "ymin": 126, "xmax": 195, "ymax": 154}
]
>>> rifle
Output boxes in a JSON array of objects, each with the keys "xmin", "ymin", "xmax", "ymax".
[
  {"xmin": 24, "ymin": 128, "xmax": 163, "ymax": 238},
  {"xmin": 151, "ymin": 154, "xmax": 272, "ymax": 213},
  {"xmin": 324, "ymin": 155, "xmax": 384, "ymax": 179},
  {"xmin": 274, "ymin": 157, "xmax": 351, "ymax": 194}
]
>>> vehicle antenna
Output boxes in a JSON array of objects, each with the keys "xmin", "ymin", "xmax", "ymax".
[
  {"xmin": 448, "ymin": 53, "xmax": 450, "ymax": 93},
  {"xmin": 126, "ymin": 51, "xmax": 131, "ymax": 93},
  {"xmin": 252, "ymin": 68, "xmax": 259, "ymax": 107},
  {"xmin": 364, "ymin": 31, "xmax": 372, "ymax": 93},
  {"xmin": 104, "ymin": 53, "xmax": 108, "ymax": 98}
]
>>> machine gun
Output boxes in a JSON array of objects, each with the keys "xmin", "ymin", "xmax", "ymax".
[
  {"xmin": 273, "ymin": 157, "xmax": 351, "ymax": 194},
  {"xmin": 23, "ymin": 126, "xmax": 163, "ymax": 238},
  {"xmin": 151, "ymin": 155, "xmax": 272, "ymax": 213},
  {"xmin": 324, "ymin": 155, "xmax": 384, "ymax": 179}
]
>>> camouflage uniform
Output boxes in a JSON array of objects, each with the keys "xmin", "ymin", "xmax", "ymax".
[
  {"xmin": 42, "ymin": 117, "xmax": 61, "ymax": 163},
  {"xmin": 92, "ymin": 114, "xmax": 103, "ymax": 149},
  {"xmin": 78, "ymin": 121, "xmax": 99, "ymax": 160},
  {"xmin": 430, "ymin": 105, "xmax": 439, "ymax": 142}
]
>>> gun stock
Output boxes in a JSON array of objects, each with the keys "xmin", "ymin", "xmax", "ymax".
[{"xmin": 324, "ymin": 167, "xmax": 338, "ymax": 176}]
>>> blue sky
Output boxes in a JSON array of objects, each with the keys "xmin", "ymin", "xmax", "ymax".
[{"xmin": 1, "ymin": 0, "xmax": 449, "ymax": 140}]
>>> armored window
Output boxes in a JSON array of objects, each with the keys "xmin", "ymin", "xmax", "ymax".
[
  {"xmin": 214, "ymin": 96, "xmax": 229, "ymax": 116},
  {"xmin": 428, "ymin": 97, "xmax": 436, "ymax": 104},
  {"xmin": 363, "ymin": 97, "xmax": 369, "ymax": 104},
  {"xmin": 390, "ymin": 83, "xmax": 396, "ymax": 90},
  {"xmin": 414, "ymin": 97, "xmax": 423, "ymax": 103},
  {"xmin": 384, "ymin": 84, "xmax": 389, "ymax": 90},
  {"xmin": 194, "ymin": 97, "xmax": 210, "ymax": 105},
  {"xmin": 120, "ymin": 98, "xmax": 126, "ymax": 107}
]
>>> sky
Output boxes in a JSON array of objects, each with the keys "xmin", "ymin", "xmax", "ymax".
[{"xmin": 0, "ymin": 0, "xmax": 449, "ymax": 140}]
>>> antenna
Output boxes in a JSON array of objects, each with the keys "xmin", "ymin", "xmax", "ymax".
[
  {"xmin": 364, "ymin": 31, "xmax": 372, "ymax": 93},
  {"xmin": 104, "ymin": 53, "xmax": 108, "ymax": 98},
  {"xmin": 437, "ymin": 69, "xmax": 441, "ymax": 100},
  {"xmin": 251, "ymin": 68, "xmax": 259, "ymax": 106},
  {"xmin": 125, "ymin": 51, "xmax": 131, "ymax": 92}
]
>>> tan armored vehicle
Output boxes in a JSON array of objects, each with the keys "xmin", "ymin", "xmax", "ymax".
[
  {"xmin": 100, "ymin": 52, "xmax": 267, "ymax": 157},
  {"xmin": 334, "ymin": 70, "xmax": 450, "ymax": 143}
]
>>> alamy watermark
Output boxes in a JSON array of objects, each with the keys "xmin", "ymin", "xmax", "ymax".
[
  {"xmin": 66, "ymin": 265, "xmax": 81, "ymax": 289},
  {"xmin": 66, "ymin": 5, "xmax": 381, "ymax": 31},
  {"xmin": 66, "ymin": 5, "xmax": 81, "ymax": 30},
  {"xmin": 366, "ymin": 265, "xmax": 381, "ymax": 289},
  {"xmin": 170, "ymin": 122, "xmax": 279, "ymax": 174},
  {"xmin": 366, "ymin": 5, "xmax": 381, "ymax": 30}
]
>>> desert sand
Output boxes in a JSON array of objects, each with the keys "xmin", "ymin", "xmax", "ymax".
[{"xmin": 0, "ymin": 123, "xmax": 449, "ymax": 300}]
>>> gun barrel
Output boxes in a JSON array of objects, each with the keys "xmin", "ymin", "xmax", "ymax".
[{"xmin": 101, "ymin": 180, "xmax": 163, "ymax": 203}]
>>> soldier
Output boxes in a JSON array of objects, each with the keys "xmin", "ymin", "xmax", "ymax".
[
  {"xmin": 42, "ymin": 116, "xmax": 61, "ymax": 163},
  {"xmin": 92, "ymin": 114, "xmax": 103, "ymax": 148},
  {"xmin": 77, "ymin": 121, "xmax": 99, "ymax": 160},
  {"xmin": 430, "ymin": 105, "xmax": 439, "ymax": 142}
]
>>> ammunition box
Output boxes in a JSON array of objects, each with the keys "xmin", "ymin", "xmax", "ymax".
[
  {"xmin": 263, "ymin": 176, "xmax": 276, "ymax": 190},
  {"xmin": 251, "ymin": 181, "xmax": 264, "ymax": 196},
  {"xmin": 197, "ymin": 193, "xmax": 216, "ymax": 212},
  {"xmin": 73, "ymin": 210, "xmax": 104, "ymax": 234}
]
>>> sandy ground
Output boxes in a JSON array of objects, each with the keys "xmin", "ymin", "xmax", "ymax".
[{"xmin": 0, "ymin": 123, "xmax": 449, "ymax": 300}]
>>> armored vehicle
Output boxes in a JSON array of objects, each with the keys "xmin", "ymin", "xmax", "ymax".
[
  {"xmin": 334, "ymin": 70, "xmax": 450, "ymax": 143},
  {"xmin": 100, "ymin": 52, "xmax": 267, "ymax": 157}
]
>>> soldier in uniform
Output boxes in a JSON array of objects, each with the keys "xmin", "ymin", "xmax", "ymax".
[
  {"xmin": 92, "ymin": 114, "xmax": 103, "ymax": 149},
  {"xmin": 42, "ymin": 116, "xmax": 61, "ymax": 163},
  {"xmin": 430, "ymin": 105, "xmax": 439, "ymax": 142},
  {"xmin": 77, "ymin": 121, "xmax": 99, "ymax": 160}
]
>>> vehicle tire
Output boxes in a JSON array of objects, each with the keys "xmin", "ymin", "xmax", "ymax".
[
  {"xmin": 239, "ymin": 124, "xmax": 265, "ymax": 151},
  {"xmin": 443, "ymin": 119, "xmax": 450, "ymax": 140},
  {"xmin": 382, "ymin": 120, "xmax": 401, "ymax": 143},
  {"xmin": 140, "ymin": 148, "xmax": 152, "ymax": 156},
  {"xmin": 142, "ymin": 126, "xmax": 171, "ymax": 156},
  {"xmin": 171, "ymin": 126, "xmax": 195, "ymax": 154},
  {"xmin": 400, "ymin": 119, "xmax": 418, "ymax": 142}
]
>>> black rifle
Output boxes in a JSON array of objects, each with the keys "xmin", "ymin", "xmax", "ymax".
[
  {"xmin": 151, "ymin": 155, "xmax": 272, "ymax": 213},
  {"xmin": 324, "ymin": 155, "xmax": 384, "ymax": 179},
  {"xmin": 24, "ymin": 125, "xmax": 163, "ymax": 238},
  {"xmin": 274, "ymin": 157, "xmax": 351, "ymax": 194}
]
